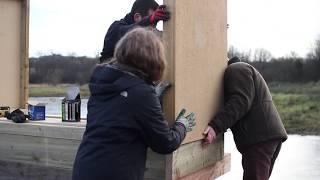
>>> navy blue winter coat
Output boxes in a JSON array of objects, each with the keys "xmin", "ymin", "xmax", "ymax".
[
  {"xmin": 72, "ymin": 65, "xmax": 186, "ymax": 180},
  {"xmin": 100, "ymin": 13, "xmax": 152, "ymax": 63}
]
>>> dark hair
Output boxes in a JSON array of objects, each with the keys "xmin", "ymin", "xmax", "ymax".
[
  {"xmin": 228, "ymin": 56, "xmax": 241, "ymax": 65},
  {"xmin": 131, "ymin": 0, "xmax": 159, "ymax": 17}
]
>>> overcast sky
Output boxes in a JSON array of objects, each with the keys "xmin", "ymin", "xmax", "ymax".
[{"xmin": 30, "ymin": 0, "xmax": 320, "ymax": 58}]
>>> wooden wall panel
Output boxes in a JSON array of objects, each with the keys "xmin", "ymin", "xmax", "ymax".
[
  {"xmin": 0, "ymin": 0, "xmax": 29, "ymax": 109},
  {"xmin": 163, "ymin": 0, "xmax": 228, "ymax": 143}
]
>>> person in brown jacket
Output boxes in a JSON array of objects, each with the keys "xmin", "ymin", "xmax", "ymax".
[{"xmin": 203, "ymin": 57, "xmax": 287, "ymax": 180}]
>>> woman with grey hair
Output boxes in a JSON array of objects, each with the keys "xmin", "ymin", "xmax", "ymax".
[{"xmin": 72, "ymin": 28, "xmax": 195, "ymax": 180}]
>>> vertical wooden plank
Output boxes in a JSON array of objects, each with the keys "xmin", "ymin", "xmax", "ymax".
[
  {"xmin": 161, "ymin": 0, "xmax": 229, "ymax": 179},
  {"xmin": 0, "ymin": 0, "xmax": 22, "ymax": 109},
  {"xmin": 162, "ymin": 1, "xmax": 176, "ymax": 178},
  {"xmin": 20, "ymin": 0, "xmax": 29, "ymax": 108},
  {"xmin": 162, "ymin": 0, "xmax": 176, "ymax": 125},
  {"xmin": 0, "ymin": 0, "xmax": 29, "ymax": 109},
  {"xmin": 163, "ymin": 0, "xmax": 227, "ymax": 144}
]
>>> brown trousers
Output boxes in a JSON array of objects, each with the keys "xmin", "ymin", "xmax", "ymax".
[{"xmin": 239, "ymin": 139, "xmax": 282, "ymax": 180}]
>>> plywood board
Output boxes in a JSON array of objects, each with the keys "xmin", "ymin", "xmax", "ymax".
[
  {"xmin": 0, "ymin": 0, "xmax": 29, "ymax": 109},
  {"xmin": 163, "ymin": 0, "xmax": 228, "ymax": 143}
]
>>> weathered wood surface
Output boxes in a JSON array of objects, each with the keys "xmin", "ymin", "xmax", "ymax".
[
  {"xmin": 0, "ymin": 160, "xmax": 72, "ymax": 180},
  {"xmin": 163, "ymin": 0, "xmax": 228, "ymax": 144},
  {"xmin": 0, "ymin": 153, "xmax": 230, "ymax": 180},
  {"xmin": 179, "ymin": 153, "xmax": 231, "ymax": 180},
  {"xmin": 0, "ymin": 119, "xmax": 229, "ymax": 179},
  {"xmin": 0, "ymin": 119, "xmax": 167, "ymax": 179},
  {"xmin": 0, "ymin": 133, "xmax": 80, "ymax": 169},
  {"xmin": 0, "ymin": 118, "xmax": 85, "ymax": 140},
  {"xmin": 20, "ymin": 0, "xmax": 30, "ymax": 109},
  {"xmin": 0, "ymin": 0, "xmax": 29, "ymax": 109},
  {"xmin": 171, "ymin": 135, "xmax": 224, "ymax": 179}
]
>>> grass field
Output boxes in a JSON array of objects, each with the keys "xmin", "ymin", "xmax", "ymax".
[
  {"xmin": 269, "ymin": 82, "xmax": 320, "ymax": 135},
  {"xmin": 29, "ymin": 84, "xmax": 90, "ymax": 97},
  {"xmin": 29, "ymin": 82, "xmax": 320, "ymax": 135}
]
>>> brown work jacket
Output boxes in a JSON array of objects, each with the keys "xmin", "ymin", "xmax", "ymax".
[{"xmin": 209, "ymin": 62, "xmax": 288, "ymax": 149}]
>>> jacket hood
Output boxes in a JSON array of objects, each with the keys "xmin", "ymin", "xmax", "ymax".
[
  {"xmin": 123, "ymin": 13, "xmax": 134, "ymax": 24},
  {"xmin": 89, "ymin": 64, "xmax": 145, "ymax": 97}
]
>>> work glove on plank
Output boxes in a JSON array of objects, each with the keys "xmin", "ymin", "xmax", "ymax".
[{"xmin": 175, "ymin": 109, "xmax": 196, "ymax": 132}]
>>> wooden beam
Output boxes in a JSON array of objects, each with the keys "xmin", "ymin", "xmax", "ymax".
[
  {"xmin": 162, "ymin": 0, "xmax": 176, "ymax": 126},
  {"xmin": 0, "ymin": 0, "xmax": 29, "ymax": 109},
  {"xmin": 163, "ymin": 0, "xmax": 228, "ymax": 144},
  {"xmin": 0, "ymin": 160, "xmax": 72, "ymax": 180},
  {"xmin": 0, "ymin": 133, "xmax": 80, "ymax": 169},
  {"xmin": 0, "ymin": 119, "xmax": 170, "ymax": 179},
  {"xmin": 179, "ymin": 153, "xmax": 231, "ymax": 180},
  {"xmin": 0, "ymin": 119, "xmax": 230, "ymax": 179},
  {"xmin": 170, "ymin": 135, "xmax": 224, "ymax": 179},
  {"xmin": 0, "ymin": 118, "xmax": 85, "ymax": 140},
  {"xmin": 20, "ymin": 0, "xmax": 30, "ymax": 109}
]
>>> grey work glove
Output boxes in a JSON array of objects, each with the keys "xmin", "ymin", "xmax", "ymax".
[
  {"xmin": 175, "ymin": 108, "xmax": 196, "ymax": 132},
  {"xmin": 155, "ymin": 81, "xmax": 171, "ymax": 103}
]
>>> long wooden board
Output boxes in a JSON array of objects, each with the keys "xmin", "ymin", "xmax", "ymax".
[
  {"xmin": 0, "ymin": 118, "xmax": 229, "ymax": 179},
  {"xmin": 163, "ymin": 0, "xmax": 228, "ymax": 143},
  {"xmin": 0, "ymin": 0, "xmax": 29, "ymax": 109},
  {"xmin": 0, "ymin": 119, "xmax": 168, "ymax": 179}
]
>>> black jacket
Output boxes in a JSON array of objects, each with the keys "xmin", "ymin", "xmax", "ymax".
[
  {"xmin": 209, "ymin": 62, "xmax": 287, "ymax": 149},
  {"xmin": 100, "ymin": 14, "xmax": 151, "ymax": 63},
  {"xmin": 72, "ymin": 65, "xmax": 186, "ymax": 180}
]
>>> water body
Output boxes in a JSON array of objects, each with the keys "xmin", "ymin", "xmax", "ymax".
[
  {"xmin": 29, "ymin": 97, "xmax": 320, "ymax": 180},
  {"xmin": 218, "ymin": 132, "xmax": 320, "ymax": 180},
  {"xmin": 29, "ymin": 97, "xmax": 88, "ymax": 118}
]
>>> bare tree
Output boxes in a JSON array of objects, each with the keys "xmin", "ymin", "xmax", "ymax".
[
  {"xmin": 228, "ymin": 46, "xmax": 240, "ymax": 59},
  {"xmin": 307, "ymin": 36, "xmax": 320, "ymax": 61},
  {"xmin": 286, "ymin": 51, "xmax": 300, "ymax": 59},
  {"xmin": 228, "ymin": 46, "xmax": 252, "ymax": 61},
  {"xmin": 253, "ymin": 48, "xmax": 273, "ymax": 62}
]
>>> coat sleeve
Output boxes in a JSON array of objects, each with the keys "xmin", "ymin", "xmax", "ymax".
[
  {"xmin": 209, "ymin": 65, "xmax": 255, "ymax": 134},
  {"xmin": 132, "ymin": 87, "xmax": 186, "ymax": 154}
]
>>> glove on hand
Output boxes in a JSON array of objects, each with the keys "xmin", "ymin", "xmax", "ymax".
[
  {"xmin": 149, "ymin": 5, "xmax": 170, "ymax": 26},
  {"xmin": 175, "ymin": 108, "xmax": 196, "ymax": 132}
]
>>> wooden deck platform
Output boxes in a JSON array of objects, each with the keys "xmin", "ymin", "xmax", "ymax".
[{"xmin": 0, "ymin": 118, "xmax": 230, "ymax": 180}]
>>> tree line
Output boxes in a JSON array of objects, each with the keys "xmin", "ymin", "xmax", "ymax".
[
  {"xmin": 228, "ymin": 36, "xmax": 320, "ymax": 83},
  {"xmin": 29, "ymin": 54, "xmax": 98, "ymax": 85},
  {"xmin": 30, "ymin": 37, "xmax": 320, "ymax": 84}
]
